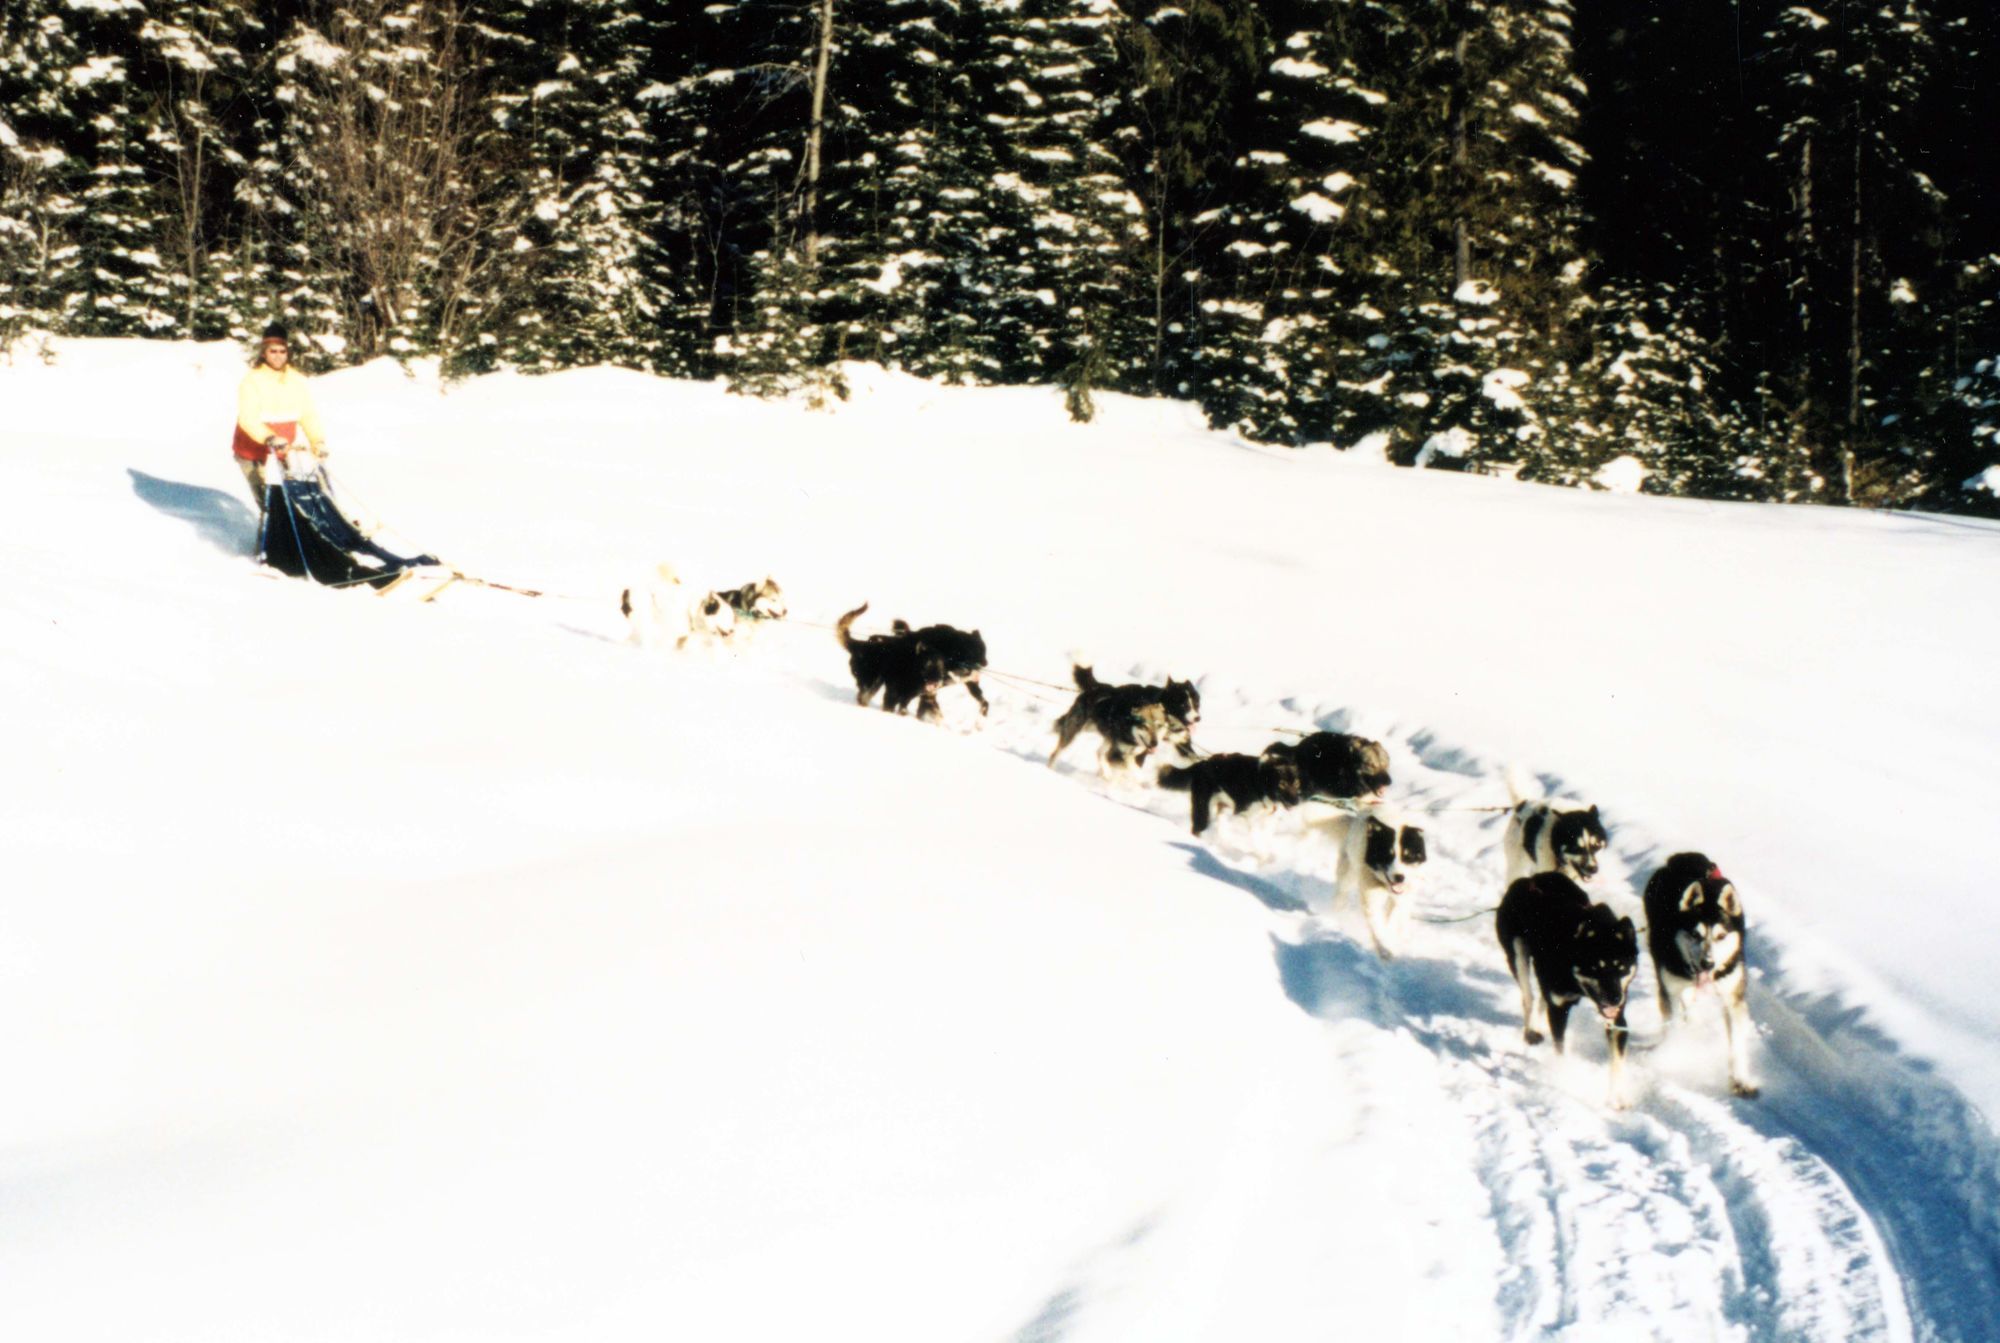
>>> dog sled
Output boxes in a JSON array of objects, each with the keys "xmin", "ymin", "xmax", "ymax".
[{"xmin": 258, "ymin": 459, "xmax": 442, "ymax": 594}]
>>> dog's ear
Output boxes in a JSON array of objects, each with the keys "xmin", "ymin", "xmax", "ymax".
[
  {"xmin": 1718, "ymin": 883, "xmax": 1741, "ymax": 918},
  {"xmin": 1402, "ymin": 826, "xmax": 1427, "ymax": 863},
  {"xmin": 1680, "ymin": 880, "xmax": 1705, "ymax": 913}
]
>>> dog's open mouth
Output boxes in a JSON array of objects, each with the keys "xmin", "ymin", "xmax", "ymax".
[{"xmin": 1599, "ymin": 1003, "xmax": 1624, "ymax": 1022}]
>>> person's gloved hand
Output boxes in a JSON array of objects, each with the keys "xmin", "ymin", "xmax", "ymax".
[
  {"xmin": 313, "ymin": 442, "xmax": 330, "ymax": 458},
  {"xmin": 263, "ymin": 434, "xmax": 285, "ymax": 452}
]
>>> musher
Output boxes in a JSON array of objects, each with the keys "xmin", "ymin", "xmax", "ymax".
[{"xmin": 232, "ymin": 323, "xmax": 330, "ymax": 515}]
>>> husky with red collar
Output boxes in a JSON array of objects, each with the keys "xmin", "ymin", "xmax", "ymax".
[{"xmin": 1643, "ymin": 852, "xmax": 1758, "ymax": 1098}]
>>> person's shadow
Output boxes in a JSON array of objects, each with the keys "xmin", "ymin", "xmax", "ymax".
[{"xmin": 128, "ymin": 470, "xmax": 257, "ymax": 557}]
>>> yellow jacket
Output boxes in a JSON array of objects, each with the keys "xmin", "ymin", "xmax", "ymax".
[{"xmin": 233, "ymin": 364, "xmax": 327, "ymax": 458}]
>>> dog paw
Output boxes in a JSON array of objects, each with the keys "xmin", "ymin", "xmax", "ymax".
[
  {"xmin": 1523, "ymin": 1029, "xmax": 1544, "ymax": 1046},
  {"xmin": 1731, "ymin": 1079, "xmax": 1761, "ymax": 1099}
]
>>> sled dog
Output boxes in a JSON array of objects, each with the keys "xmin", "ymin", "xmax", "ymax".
[
  {"xmin": 1497, "ymin": 871, "xmax": 1640, "ymax": 1108},
  {"xmin": 835, "ymin": 603, "xmax": 989, "ymax": 724},
  {"xmin": 1269, "ymin": 732, "xmax": 1392, "ymax": 803},
  {"xmin": 720, "ymin": 577, "xmax": 788, "ymax": 624},
  {"xmin": 1643, "ymin": 851, "xmax": 1758, "ymax": 1098},
  {"xmin": 1503, "ymin": 774, "xmax": 1609, "ymax": 885},
  {"xmin": 1158, "ymin": 748, "xmax": 1304, "ymax": 858},
  {"xmin": 1318, "ymin": 807, "xmax": 1428, "ymax": 958},
  {"xmin": 1048, "ymin": 666, "xmax": 1201, "ymax": 779},
  {"xmin": 622, "ymin": 563, "xmax": 736, "ymax": 650}
]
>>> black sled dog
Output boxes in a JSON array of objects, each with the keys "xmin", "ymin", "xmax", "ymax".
[
  {"xmin": 1158, "ymin": 749, "xmax": 1304, "ymax": 859},
  {"xmin": 1497, "ymin": 871, "xmax": 1640, "ymax": 1108},
  {"xmin": 1271, "ymin": 731, "xmax": 1392, "ymax": 803},
  {"xmin": 1048, "ymin": 666, "xmax": 1201, "ymax": 779},
  {"xmin": 1643, "ymin": 852, "xmax": 1758, "ymax": 1098},
  {"xmin": 836, "ymin": 603, "xmax": 989, "ymax": 724}
]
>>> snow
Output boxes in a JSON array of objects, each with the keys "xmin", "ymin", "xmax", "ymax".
[
  {"xmin": 1270, "ymin": 57, "xmax": 1331, "ymax": 80},
  {"xmin": 1414, "ymin": 425, "xmax": 1474, "ymax": 466},
  {"xmin": 1288, "ymin": 191, "xmax": 1344, "ymax": 223},
  {"xmin": 1964, "ymin": 464, "xmax": 2000, "ymax": 495},
  {"xmin": 1301, "ymin": 119, "xmax": 1366, "ymax": 144},
  {"xmin": 1456, "ymin": 278, "xmax": 1502, "ymax": 306},
  {"xmin": 1595, "ymin": 453, "xmax": 1651, "ymax": 493},
  {"xmin": 3, "ymin": 339, "xmax": 1999, "ymax": 1342},
  {"xmin": 1483, "ymin": 366, "xmax": 1531, "ymax": 411}
]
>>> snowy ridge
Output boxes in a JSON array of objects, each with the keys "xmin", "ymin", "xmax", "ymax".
[{"xmin": 3, "ymin": 340, "xmax": 1998, "ymax": 1341}]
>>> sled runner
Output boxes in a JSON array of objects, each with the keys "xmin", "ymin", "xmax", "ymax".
[{"xmin": 258, "ymin": 460, "xmax": 439, "ymax": 591}]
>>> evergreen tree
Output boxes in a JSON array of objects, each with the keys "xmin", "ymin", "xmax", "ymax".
[
  {"xmin": 44, "ymin": 0, "xmax": 176, "ymax": 335},
  {"xmin": 1760, "ymin": 0, "xmax": 1951, "ymax": 504},
  {"xmin": 479, "ymin": 0, "xmax": 669, "ymax": 373},
  {"xmin": 1190, "ymin": 0, "xmax": 1389, "ymax": 444},
  {"xmin": 0, "ymin": 0, "xmax": 81, "ymax": 349},
  {"xmin": 135, "ymin": 0, "xmax": 259, "ymax": 338},
  {"xmin": 1381, "ymin": 0, "xmax": 1592, "ymax": 476},
  {"xmin": 984, "ymin": 0, "xmax": 1149, "ymax": 411},
  {"xmin": 806, "ymin": 0, "xmax": 1018, "ymax": 384},
  {"xmin": 669, "ymin": 0, "xmax": 836, "ymax": 393},
  {"xmin": 1110, "ymin": 0, "xmax": 1267, "ymax": 400}
]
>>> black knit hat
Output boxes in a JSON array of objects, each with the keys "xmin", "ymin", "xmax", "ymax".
[{"xmin": 260, "ymin": 322, "xmax": 289, "ymax": 345}]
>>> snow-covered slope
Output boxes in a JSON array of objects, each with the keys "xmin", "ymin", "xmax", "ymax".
[{"xmin": 2, "ymin": 339, "xmax": 1996, "ymax": 1341}]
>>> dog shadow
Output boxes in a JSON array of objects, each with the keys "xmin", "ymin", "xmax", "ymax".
[
  {"xmin": 1170, "ymin": 842, "xmax": 1312, "ymax": 914},
  {"xmin": 1272, "ymin": 925, "xmax": 1518, "ymax": 1044},
  {"xmin": 128, "ymin": 469, "xmax": 256, "ymax": 557}
]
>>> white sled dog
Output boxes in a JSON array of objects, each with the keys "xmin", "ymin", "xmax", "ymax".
[
  {"xmin": 621, "ymin": 562, "xmax": 736, "ymax": 650},
  {"xmin": 1316, "ymin": 806, "xmax": 1428, "ymax": 958}
]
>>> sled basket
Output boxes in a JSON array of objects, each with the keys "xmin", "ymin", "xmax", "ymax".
[{"xmin": 261, "ymin": 468, "xmax": 438, "ymax": 590}]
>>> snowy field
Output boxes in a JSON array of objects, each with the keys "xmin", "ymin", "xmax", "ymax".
[{"xmin": 3, "ymin": 338, "xmax": 1998, "ymax": 1341}]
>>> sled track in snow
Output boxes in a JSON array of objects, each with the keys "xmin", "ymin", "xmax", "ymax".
[
  {"xmin": 594, "ymin": 614, "xmax": 1993, "ymax": 1342},
  {"xmin": 949, "ymin": 667, "xmax": 2000, "ymax": 1343}
]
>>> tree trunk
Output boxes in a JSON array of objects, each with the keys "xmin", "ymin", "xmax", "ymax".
[
  {"xmin": 1844, "ymin": 127, "xmax": 1862, "ymax": 504},
  {"xmin": 803, "ymin": 0, "xmax": 836, "ymax": 266},
  {"xmin": 1452, "ymin": 27, "xmax": 1470, "ymax": 292}
]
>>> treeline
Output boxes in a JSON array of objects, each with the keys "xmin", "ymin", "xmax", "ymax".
[{"xmin": 2, "ymin": 1, "xmax": 1995, "ymax": 511}]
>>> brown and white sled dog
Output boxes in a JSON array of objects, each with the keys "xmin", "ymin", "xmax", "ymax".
[
  {"xmin": 1503, "ymin": 771, "xmax": 1609, "ymax": 885},
  {"xmin": 621, "ymin": 563, "xmax": 737, "ymax": 650},
  {"xmin": 1643, "ymin": 852, "xmax": 1758, "ymax": 1098},
  {"xmin": 1317, "ymin": 807, "xmax": 1428, "ymax": 958},
  {"xmin": 1047, "ymin": 666, "xmax": 1201, "ymax": 782}
]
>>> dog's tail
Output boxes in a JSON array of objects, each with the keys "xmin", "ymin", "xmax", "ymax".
[
  {"xmin": 620, "ymin": 588, "xmax": 634, "ymax": 620},
  {"xmin": 1071, "ymin": 664, "xmax": 1099, "ymax": 692},
  {"xmin": 836, "ymin": 602, "xmax": 869, "ymax": 649},
  {"xmin": 1156, "ymin": 763, "xmax": 1194, "ymax": 791}
]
